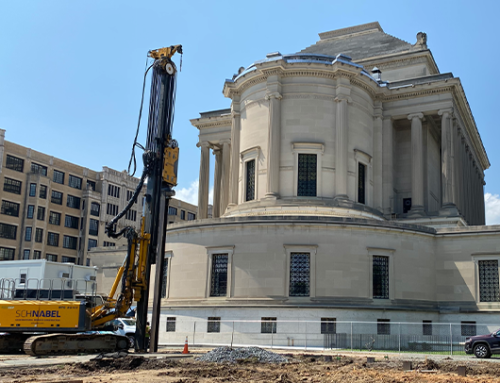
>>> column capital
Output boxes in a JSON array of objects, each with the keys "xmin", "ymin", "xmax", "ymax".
[
  {"xmin": 265, "ymin": 91, "xmax": 282, "ymax": 101},
  {"xmin": 212, "ymin": 147, "xmax": 222, "ymax": 155},
  {"xmin": 197, "ymin": 141, "xmax": 211, "ymax": 149},
  {"xmin": 407, "ymin": 112, "xmax": 424, "ymax": 121},
  {"xmin": 334, "ymin": 95, "xmax": 352, "ymax": 103},
  {"xmin": 220, "ymin": 139, "xmax": 231, "ymax": 146},
  {"xmin": 231, "ymin": 111, "xmax": 240, "ymax": 118},
  {"xmin": 438, "ymin": 108, "xmax": 454, "ymax": 117}
]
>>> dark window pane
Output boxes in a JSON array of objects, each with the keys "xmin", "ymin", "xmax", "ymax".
[
  {"xmin": 90, "ymin": 202, "xmax": 100, "ymax": 216},
  {"xmin": 423, "ymin": 320, "xmax": 433, "ymax": 336},
  {"xmin": 188, "ymin": 212, "xmax": 196, "ymax": 220},
  {"xmin": 23, "ymin": 250, "xmax": 30, "ymax": 260},
  {"xmin": 4, "ymin": 178, "xmax": 22, "ymax": 194},
  {"xmin": 35, "ymin": 228, "xmax": 43, "ymax": 243},
  {"xmin": 289, "ymin": 252, "xmax": 310, "ymax": 297},
  {"xmin": 166, "ymin": 317, "xmax": 176, "ymax": 332},
  {"xmin": 0, "ymin": 247, "xmax": 15, "ymax": 260},
  {"xmin": 39, "ymin": 185, "xmax": 47, "ymax": 199},
  {"xmin": 261, "ymin": 317, "xmax": 277, "ymax": 334},
  {"xmin": 297, "ymin": 154, "xmax": 317, "ymax": 196},
  {"xmin": 67, "ymin": 195, "xmax": 81, "ymax": 209},
  {"xmin": 47, "ymin": 232, "xmax": 59, "ymax": 247},
  {"xmin": 37, "ymin": 206, "xmax": 45, "ymax": 221},
  {"xmin": 25, "ymin": 227, "xmax": 32, "ymax": 241},
  {"xmin": 31, "ymin": 163, "xmax": 47, "ymax": 176},
  {"xmin": 53, "ymin": 170, "xmax": 65, "ymax": 184},
  {"xmin": 65, "ymin": 215, "xmax": 79, "ymax": 229},
  {"xmin": 0, "ymin": 223, "xmax": 17, "ymax": 240},
  {"xmin": 33, "ymin": 250, "xmax": 41, "ymax": 259},
  {"xmin": 68, "ymin": 175, "xmax": 82, "ymax": 189},
  {"xmin": 87, "ymin": 180, "xmax": 96, "ymax": 191},
  {"xmin": 168, "ymin": 207, "xmax": 177, "ymax": 216},
  {"xmin": 461, "ymin": 321, "xmax": 476, "ymax": 336},
  {"xmin": 373, "ymin": 256, "xmax": 389, "ymax": 299},
  {"xmin": 29, "ymin": 183, "xmax": 36, "ymax": 197},
  {"xmin": 207, "ymin": 317, "xmax": 220, "ymax": 333},
  {"xmin": 245, "ymin": 159, "xmax": 255, "ymax": 201},
  {"xmin": 321, "ymin": 318, "xmax": 336, "ymax": 334},
  {"xmin": 377, "ymin": 319, "xmax": 390, "ymax": 335},
  {"xmin": 51, "ymin": 190, "xmax": 63, "ymax": 205},
  {"xmin": 1, "ymin": 200, "xmax": 20, "ymax": 217},
  {"xmin": 63, "ymin": 235, "xmax": 78, "ymax": 249},
  {"xmin": 210, "ymin": 254, "xmax": 228, "ymax": 297},
  {"xmin": 27, "ymin": 205, "xmax": 34, "ymax": 218},
  {"xmin": 358, "ymin": 162, "xmax": 366, "ymax": 204},
  {"xmin": 88, "ymin": 238, "xmax": 97, "ymax": 250},
  {"xmin": 6, "ymin": 155, "xmax": 24, "ymax": 172},
  {"xmin": 161, "ymin": 259, "xmax": 169, "ymax": 298},
  {"xmin": 89, "ymin": 219, "xmax": 99, "ymax": 236},
  {"xmin": 46, "ymin": 254, "xmax": 57, "ymax": 262},
  {"xmin": 479, "ymin": 260, "xmax": 500, "ymax": 302},
  {"xmin": 62, "ymin": 256, "xmax": 76, "ymax": 263},
  {"xmin": 49, "ymin": 211, "xmax": 61, "ymax": 226},
  {"xmin": 181, "ymin": 210, "xmax": 186, "ymax": 220}
]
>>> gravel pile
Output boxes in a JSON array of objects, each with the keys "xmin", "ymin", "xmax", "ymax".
[{"xmin": 197, "ymin": 346, "xmax": 289, "ymax": 364}]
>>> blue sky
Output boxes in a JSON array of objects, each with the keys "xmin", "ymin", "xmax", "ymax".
[{"xmin": 2, "ymin": 0, "xmax": 500, "ymax": 223}]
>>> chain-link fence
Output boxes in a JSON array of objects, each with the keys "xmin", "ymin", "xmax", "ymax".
[{"xmin": 159, "ymin": 319, "xmax": 499, "ymax": 355}]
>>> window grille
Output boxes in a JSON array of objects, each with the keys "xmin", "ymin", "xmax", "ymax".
[
  {"xmin": 27, "ymin": 205, "xmax": 34, "ymax": 218},
  {"xmin": 210, "ymin": 254, "xmax": 228, "ymax": 297},
  {"xmin": 37, "ymin": 206, "xmax": 45, "ymax": 221},
  {"xmin": 35, "ymin": 228, "xmax": 43, "ymax": 243},
  {"xmin": 6, "ymin": 155, "xmax": 24, "ymax": 172},
  {"xmin": 261, "ymin": 317, "xmax": 277, "ymax": 334},
  {"xmin": 207, "ymin": 317, "xmax": 221, "ymax": 333},
  {"xmin": 358, "ymin": 162, "xmax": 366, "ymax": 204},
  {"xmin": 0, "ymin": 223, "xmax": 17, "ymax": 240},
  {"xmin": 31, "ymin": 163, "xmax": 47, "ymax": 176},
  {"xmin": 47, "ymin": 232, "xmax": 59, "ymax": 247},
  {"xmin": 289, "ymin": 252, "xmax": 310, "ymax": 297},
  {"xmin": 68, "ymin": 175, "xmax": 82, "ymax": 189},
  {"xmin": 373, "ymin": 255, "xmax": 389, "ymax": 299},
  {"xmin": 478, "ymin": 260, "xmax": 500, "ymax": 302},
  {"xmin": 53, "ymin": 170, "xmax": 64, "ymax": 184},
  {"xmin": 103, "ymin": 241, "xmax": 115, "ymax": 247},
  {"xmin": 461, "ymin": 321, "xmax": 476, "ymax": 336},
  {"xmin": 188, "ymin": 212, "xmax": 196, "ymax": 220},
  {"xmin": 168, "ymin": 206, "xmax": 178, "ymax": 216},
  {"xmin": 166, "ymin": 317, "xmax": 176, "ymax": 332},
  {"xmin": 4, "ymin": 178, "xmax": 22, "ymax": 194},
  {"xmin": 0, "ymin": 247, "xmax": 15, "ymax": 261},
  {"xmin": 423, "ymin": 320, "xmax": 433, "ymax": 336},
  {"xmin": 63, "ymin": 235, "xmax": 77, "ymax": 249},
  {"xmin": 33, "ymin": 250, "xmax": 41, "ymax": 260},
  {"xmin": 29, "ymin": 183, "xmax": 37, "ymax": 197},
  {"xmin": 25, "ymin": 227, "xmax": 32, "ymax": 241},
  {"xmin": 88, "ymin": 239, "xmax": 97, "ymax": 251},
  {"xmin": 321, "ymin": 318, "xmax": 337, "ymax": 334},
  {"xmin": 67, "ymin": 195, "xmax": 81, "ymax": 209},
  {"xmin": 377, "ymin": 319, "xmax": 390, "ymax": 335},
  {"xmin": 62, "ymin": 256, "xmax": 76, "ymax": 263},
  {"xmin": 297, "ymin": 154, "xmax": 317, "ymax": 196},
  {"xmin": 46, "ymin": 254, "xmax": 57, "ymax": 262},
  {"xmin": 245, "ymin": 159, "xmax": 255, "ymax": 201},
  {"xmin": 1, "ymin": 200, "xmax": 20, "ymax": 217},
  {"xmin": 65, "ymin": 215, "xmax": 79, "ymax": 229},
  {"xmin": 39, "ymin": 185, "xmax": 47, "ymax": 199},
  {"xmin": 49, "ymin": 211, "xmax": 61, "ymax": 226},
  {"xmin": 90, "ymin": 202, "xmax": 100, "ymax": 216},
  {"xmin": 51, "ymin": 190, "xmax": 63, "ymax": 205},
  {"xmin": 161, "ymin": 259, "xmax": 169, "ymax": 298},
  {"xmin": 89, "ymin": 219, "xmax": 99, "ymax": 236},
  {"xmin": 23, "ymin": 250, "xmax": 30, "ymax": 260}
]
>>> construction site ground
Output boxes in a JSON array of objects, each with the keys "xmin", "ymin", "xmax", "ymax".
[{"xmin": 1, "ymin": 347, "xmax": 500, "ymax": 382}]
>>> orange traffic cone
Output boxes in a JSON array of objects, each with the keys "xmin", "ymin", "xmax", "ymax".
[{"xmin": 182, "ymin": 336, "xmax": 189, "ymax": 354}]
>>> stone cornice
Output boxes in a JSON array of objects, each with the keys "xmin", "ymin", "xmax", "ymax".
[
  {"xmin": 357, "ymin": 51, "xmax": 439, "ymax": 76},
  {"xmin": 190, "ymin": 115, "xmax": 232, "ymax": 130}
]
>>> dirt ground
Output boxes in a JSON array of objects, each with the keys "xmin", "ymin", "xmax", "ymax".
[{"xmin": 1, "ymin": 352, "xmax": 500, "ymax": 383}]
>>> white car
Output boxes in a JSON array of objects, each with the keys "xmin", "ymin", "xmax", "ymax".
[{"xmin": 107, "ymin": 318, "xmax": 136, "ymax": 348}]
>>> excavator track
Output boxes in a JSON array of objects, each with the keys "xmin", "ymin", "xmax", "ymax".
[
  {"xmin": 0, "ymin": 333, "xmax": 33, "ymax": 353},
  {"xmin": 23, "ymin": 333, "xmax": 129, "ymax": 356}
]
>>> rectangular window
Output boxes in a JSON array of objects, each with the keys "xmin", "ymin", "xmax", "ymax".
[
  {"xmin": 0, "ymin": 223, "xmax": 17, "ymax": 240},
  {"xmin": 66, "ymin": 195, "xmax": 81, "ymax": 209},
  {"xmin": 89, "ymin": 219, "xmax": 99, "ymax": 236},
  {"xmin": 166, "ymin": 317, "xmax": 176, "ymax": 332},
  {"xmin": 64, "ymin": 215, "xmax": 79, "ymax": 229},
  {"xmin": 6, "ymin": 155, "xmax": 24, "ymax": 172},
  {"xmin": 161, "ymin": 259, "xmax": 169, "ymax": 298},
  {"xmin": 87, "ymin": 180, "xmax": 96, "ymax": 191},
  {"xmin": 27, "ymin": 204, "xmax": 35, "ymax": 219},
  {"xmin": 33, "ymin": 250, "xmax": 41, "ymax": 260},
  {"xmin": 261, "ymin": 317, "xmax": 277, "ymax": 334},
  {"xmin": 49, "ymin": 211, "xmax": 61, "ymax": 226},
  {"xmin": 37, "ymin": 206, "xmax": 45, "ymax": 221},
  {"xmin": 181, "ymin": 210, "xmax": 186, "ymax": 220},
  {"xmin": 377, "ymin": 319, "xmax": 391, "ymax": 335},
  {"xmin": 168, "ymin": 206, "xmax": 178, "ymax": 216},
  {"xmin": 373, "ymin": 255, "xmax": 389, "ymax": 299},
  {"xmin": 51, "ymin": 190, "xmax": 63, "ymax": 205},
  {"xmin": 46, "ymin": 254, "xmax": 57, "ymax": 262},
  {"xmin": 63, "ymin": 235, "xmax": 77, "ymax": 249},
  {"xmin": 29, "ymin": 183, "xmax": 37, "ymax": 197},
  {"xmin": 210, "ymin": 254, "xmax": 228, "ymax": 297},
  {"xmin": 68, "ymin": 175, "xmax": 82, "ymax": 189},
  {"xmin": 62, "ymin": 256, "xmax": 76, "ymax": 263},
  {"xmin": 478, "ymin": 260, "xmax": 500, "ymax": 302},
  {"xmin": 358, "ymin": 162, "xmax": 366, "ymax": 204},
  {"xmin": 108, "ymin": 184, "xmax": 120, "ymax": 198},
  {"xmin": 4, "ymin": 177, "xmax": 22, "ymax": 194},
  {"xmin": 127, "ymin": 190, "xmax": 136, "ymax": 202},
  {"xmin": 245, "ymin": 159, "xmax": 255, "ymax": 201},
  {"xmin": 297, "ymin": 154, "xmax": 317, "ymax": 197},
  {"xmin": 90, "ymin": 202, "xmax": 100, "ymax": 217},
  {"xmin": 23, "ymin": 250, "xmax": 30, "ymax": 260},
  {"xmin": 88, "ymin": 238, "xmax": 97, "ymax": 251},
  {"xmin": 207, "ymin": 317, "xmax": 221, "ymax": 333},
  {"xmin": 289, "ymin": 252, "xmax": 310, "ymax": 297},
  {"xmin": 53, "ymin": 170, "xmax": 65, "ymax": 184},
  {"xmin": 125, "ymin": 209, "xmax": 137, "ymax": 221},
  {"xmin": 35, "ymin": 228, "xmax": 43, "ymax": 243},
  {"xmin": 0, "ymin": 247, "xmax": 15, "ymax": 261},
  {"xmin": 321, "ymin": 318, "xmax": 337, "ymax": 334},
  {"xmin": 461, "ymin": 321, "xmax": 476, "ymax": 336},
  {"xmin": 403, "ymin": 198, "xmax": 412, "ymax": 214},
  {"xmin": 423, "ymin": 320, "xmax": 433, "ymax": 336},
  {"xmin": 106, "ymin": 203, "xmax": 118, "ymax": 216},
  {"xmin": 103, "ymin": 241, "xmax": 115, "ymax": 247},
  {"xmin": 31, "ymin": 163, "xmax": 47, "ymax": 176},
  {"xmin": 47, "ymin": 232, "xmax": 59, "ymax": 247},
  {"xmin": 39, "ymin": 185, "xmax": 47, "ymax": 199},
  {"xmin": 188, "ymin": 212, "xmax": 196, "ymax": 221},
  {"xmin": 1, "ymin": 200, "xmax": 20, "ymax": 217},
  {"xmin": 25, "ymin": 227, "xmax": 32, "ymax": 241}
]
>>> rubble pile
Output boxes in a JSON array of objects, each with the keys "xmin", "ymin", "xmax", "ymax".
[{"xmin": 197, "ymin": 346, "xmax": 289, "ymax": 364}]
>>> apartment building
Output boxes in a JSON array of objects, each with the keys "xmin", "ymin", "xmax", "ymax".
[{"xmin": 167, "ymin": 199, "xmax": 197, "ymax": 224}]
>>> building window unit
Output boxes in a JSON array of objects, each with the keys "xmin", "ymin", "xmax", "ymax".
[
  {"xmin": 207, "ymin": 317, "xmax": 221, "ymax": 333},
  {"xmin": 63, "ymin": 235, "xmax": 77, "ymax": 249},
  {"xmin": 31, "ymin": 163, "xmax": 47, "ymax": 176},
  {"xmin": 0, "ymin": 223, "xmax": 17, "ymax": 240},
  {"xmin": 25, "ymin": 227, "xmax": 32, "ymax": 241},
  {"xmin": 4, "ymin": 177, "xmax": 22, "ymax": 194},
  {"xmin": 47, "ymin": 232, "xmax": 59, "ymax": 247},
  {"xmin": 168, "ymin": 207, "xmax": 177, "ymax": 216},
  {"xmin": 461, "ymin": 321, "xmax": 476, "ymax": 337},
  {"xmin": 245, "ymin": 159, "xmax": 256, "ymax": 201},
  {"xmin": 6, "ymin": 155, "xmax": 24, "ymax": 172},
  {"xmin": 373, "ymin": 255, "xmax": 389, "ymax": 299},
  {"xmin": 49, "ymin": 211, "xmax": 61, "ymax": 226},
  {"xmin": 161, "ymin": 259, "xmax": 169, "ymax": 298},
  {"xmin": 39, "ymin": 185, "xmax": 47, "ymax": 199},
  {"xmin": 90, "ymin": 202, "xmax": 100, "ymax": 217},
  {"xmin": 62, "ymin": 256, "xmax": 76, "ymax": 263},
  {"xmin": 27, "ymin": 205, "xmax": 34, "ymax": 219},
  {"xmin": 478, "ymin": 260, "xmax": 500, "ymax": 302},
  {"xmin": 89, "ymin": 219, "xmax": 99, "ymax": 236},
  {"xmin": 64, "ymin": 215, "xmax": 79, "ymax": 229},
  {"xmin": 29, "ymin": 183, "xmax": 37, "ymax": 197},
  {"xmin": 403, "ymin": 198, "xmax": 412, "ymax": 214},
  {"xmin": 33, "ymin": 250, "xmax": 41, "ymax": 260},
  {"xmin": 357, "ymin": 162, "xmax": 366, "ymax": 204},
  {"xmin": 67, "ymin": 195, "xmax": 81, "ymax": 209},
  {"xmin": 188, "ymin": 212, "xmax": 196, "ymax": 220},
  {"xmin": 125, "ymin": 209, "xmax": 137, "ymax": 221},
  {"xmin": 88, "ymin": 239, "xmax": 97, "ymax": 250},
  {"xmin": 181, "ymin": 210, "xmax": 186, "ymax": 220},
  {"xmin": 68, "ymin": 175, "xmax": 82, "ymax": 189},
  {"xmin": 53, "ymin": 170, "xmax": 65, "ymax": 184},
  {"xmin": 126, "ymin": 190, "xmax": 136, "ymax": 203},
  {"xmin": 23, "ymin": 250, "xmax": 30, "ymax": 260},
  {"xmin": 289, "ymin": 252, "xmax": 310, "ymax": 297},
  {"xmin": 87, "ymin": 180, "xmax": 96, "ymax": 191},
  {"xmin": 166, "ymin": 317, "xmax": 176, "ymax": 332},
  {"xmin": 297, "ymin": 154, "xmax": 317, "ymax": 197},
  {"xmin": 46, "ymin": 254, "xmax": 57, "ymax": 262},
  {"xmin": 261, "ymin": 317, "xmax": 277, "ymax": 334},
  {"xmin": 106, "ymin": 203, "xmax": 118, "ymax": 216},
  {"xmin": 423, "ymin": 320, "xmax": 433, "ymax": 336},
  {"xmin": 51, "ymin": 190, "xmax": 63, "ymax": 205},
  {"xmin": 210, "ymin": 254, "xmax": 228, "ymax": 297},
  {"xmin": 1, "ymin": 200, "xmax": 20, "ymax": 217},
  {"xmin": 108, "ymin": 184, "xmax": 120, "ymax": 198},
  {"xmin": 0, "ymin": 247, "xmax": 15, "ymax": 261},
  {"xmin": 377, "ymin": 319, "xmax": 391, "ymax": 335},
  {"xmin": 37, "ymin": 206, "xmax": 45, "ymax": 221},
  {"xmin": 103, "ymin": 241, "xmax": 115, "ymax": 247},
  {"xmin": 321, "ymin": 318, "xmax": 337, "ymax": 334},
  {"xmin": 35, "ymin": 228, "xmax": 43, "ymax": 243}
]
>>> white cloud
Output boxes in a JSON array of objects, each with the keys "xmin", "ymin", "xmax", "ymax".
[
  {"xmin": 175, "ymin": 180, "xmax": 213, "ymax": 206},
  {"xmin": 485, "ymin": 193, "xmax": 500, "ymax": 225}
]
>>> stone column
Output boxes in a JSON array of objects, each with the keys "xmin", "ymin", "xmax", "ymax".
[
  {"xmin": 382, "ymin": 117, "xmax": 394, "ymax": 216},
  {"xmin": 334, "ymin": 95, "xmax": 351, "ymax": 199},
  {"xmin": 373, "ymin": 103, "xmax": 383, "ymax": 212},
  {"xmin": 220, "ymin": 139, "xmax": 231, "ymax": 215},
  {"xmin": 439, "ymin": 109, "xmax": 458, "ymax": 216},
  {"xmin": 265, "ymin": 91, "xmax": 282, "ymax": 199},
  {"xmin": 197, "ymin": 141, "xmax": 210, "ymax": 219},
  {"xmin": 212, "ymin": 148, "xmax": 222, "ymax": 218},
  {"xmin": 408, "ymin": 113, "xmax": 425, "ymax": 216},
  {"xmin": 228, "ymin": 107, "xmax": 241, "ymax": 207}
]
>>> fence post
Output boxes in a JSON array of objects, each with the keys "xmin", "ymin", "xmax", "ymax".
[
  {"xmin": 450, "ymin": 323, "xmax": 453, "ymax": 356},
  {"xmin": 305, "ymin": 321, "xmax": 308, "ymax": 351},
  {"xmin": 193, "ymin": 321, "xmax": 196, "ymax": 347},
  {"xmin": 350, "ymin": 322, "xmax": 353, "ymax": 352},
  {"xmin": 398, "ymin": 322, "xmax": 401, "ymax": 354},
  {"xmin": 231, "ymin": 321, "xmax": 234, "ymax": 348},
  {"xmin": 271, "ymin": 328, "xmax": 274, "ymax": 349}
]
